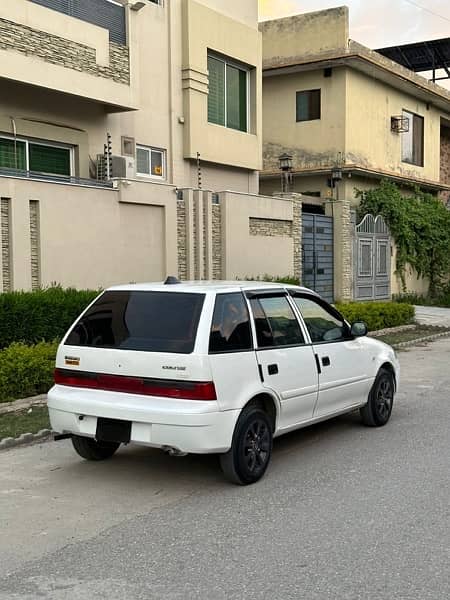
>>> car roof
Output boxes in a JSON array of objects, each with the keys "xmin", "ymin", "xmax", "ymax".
[{"xmin": 106, "ymin": 280, "xmax": 318, "ymax": 296}]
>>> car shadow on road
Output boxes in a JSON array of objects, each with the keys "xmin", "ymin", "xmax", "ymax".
[{"xmin": 47, "ymin": 411, "xmax": 367, "ymax": 492}]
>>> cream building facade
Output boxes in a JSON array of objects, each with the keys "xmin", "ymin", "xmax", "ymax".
[
  {"xmin": 1, "ymin": 0, "xmax": 292, "ymax": 292},
  {"xmin": 260, "ymin": 7, "xmax": 450, "ymax": 299}
]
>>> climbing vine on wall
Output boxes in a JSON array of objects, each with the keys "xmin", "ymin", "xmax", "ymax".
[{"xmin": 355, "ymin": 180, "xmax": 450, "ymax": 296}]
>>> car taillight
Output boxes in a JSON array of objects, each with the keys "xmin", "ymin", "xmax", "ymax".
[{"xmin": 54, "ymin": 368, "xmax": 216, "ymax": 401}]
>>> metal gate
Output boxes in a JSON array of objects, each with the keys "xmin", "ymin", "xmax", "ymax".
[
  {"xmin": 354, "ymin": 214, "xmax": 391, "ymax": 301},
  {"xmin": 302, "ymin": 214, "xmax": 334, "ymax": 302}
]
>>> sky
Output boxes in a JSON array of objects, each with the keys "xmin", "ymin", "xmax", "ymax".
[
  {"xmin": 258, "ymin": 0, "xmax": 450, "ymax": 88},
  {"xmin": 258, "ymin": 0, "xmax": 450, "ymax": 47}
]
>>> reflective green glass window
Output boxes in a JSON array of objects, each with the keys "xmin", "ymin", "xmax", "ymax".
[
  {"xmin": 29, "ymin": 144, "xmax": 71, "ymax": 176},
  {"xmin": 208, "ymin": 56, "xmax": 225, "ymax": 127},
  {"xmin": 226, "ymin": 65, "xmax": 247, "ymax": 132},
  {"xmin": 0, "ymin": 138, "xmax": 26, "ymax": 170},
  {"xmin": 208, "ymin": 54, "xmax": 248, "ymax": 132}
]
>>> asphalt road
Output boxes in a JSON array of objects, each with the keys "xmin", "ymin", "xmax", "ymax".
[{"xmin": 1, "ymin": 339, "xmax": 449, "ymax": 599}]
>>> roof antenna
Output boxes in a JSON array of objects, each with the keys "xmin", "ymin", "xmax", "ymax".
[{"xmin": 164, "ymin": 276, "xmax": 181, "ymax": 285}]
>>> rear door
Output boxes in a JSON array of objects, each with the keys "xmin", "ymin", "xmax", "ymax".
[
  {"xmin": 290, "ymin": 293, "xmax": 373, "ymax": 417},
  {"xmin": 247, "ymin": 291, "xmax": 319, "ymax": 431},
  {"xmin": 207, "ymin": 292, "xmax": 261, "ymax": 411}
]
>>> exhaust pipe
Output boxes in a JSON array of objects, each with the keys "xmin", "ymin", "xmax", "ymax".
[{"xmin": 162, "ymin": 445, "xmax": 187, "ymax": 457}]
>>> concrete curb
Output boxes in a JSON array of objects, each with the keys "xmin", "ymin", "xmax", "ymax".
[
  {"xmin": 369, "ymin": 324, "xmax": 416, "ymax": 337},
  {"xmin": 0, "ymin": 429, "xmax": 52, "ymax": 451},
  {"xmin": 392, "ymin": 329, "xmax": 450, "ymax": 349}
]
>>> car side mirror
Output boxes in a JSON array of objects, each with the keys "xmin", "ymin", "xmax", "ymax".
[{"xmin": 350, "ymin": 321, "xmax": 368, "ymax": 337}]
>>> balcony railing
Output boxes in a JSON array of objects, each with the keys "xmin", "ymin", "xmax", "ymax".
[
  {"xmin": 29, "ymin": 0, "xmax": 126, "ymax": 45},
  {"xmin": 0, "ymin": 167, "xmax": 114, "ymax": 188}
]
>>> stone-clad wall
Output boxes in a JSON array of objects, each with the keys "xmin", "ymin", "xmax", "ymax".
[
  {"xmin": 29, "ymin": 200, "xmax": 41, "ymax": 291},
  {"xmin": 340, "ymin": 200, "xmax": 353, "ymax": 301},
  {"xmin": 440, "ymin": 127, "xmax": 450, "ymax": 204},
  {"xmin": 177, "ymin": 200, "xmax": 187, "ymax": 281},
  {"xmin": 0, "ymin": 18, "xmax": 129, "ymax": 84},
  {"xmin": 249, "ymin": 217, "xmax": 293, "ymax": 237},
  {"xmin": 1, "ymin": 198, "xmax": 11, "ymax": 293},
  {"xmin": 212, "ymin": 204, "xmax": 222, "ymax": 280},
  {"xmin": 292, "ymin": 198, "xmax": 302, "ymax": 283}
]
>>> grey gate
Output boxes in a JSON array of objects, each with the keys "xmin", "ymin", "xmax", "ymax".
[
  {"xmin": 302, "ymin": 214, "xmax": 334, "ymax": 302},
  {"xmin": 354, "ymin": 214, "xmax": 391, "ymax": 301}
]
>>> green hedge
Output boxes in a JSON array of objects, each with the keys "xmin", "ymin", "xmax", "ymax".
[
  {"xmin": 0, "ymin": 341, "xmax": 58, "ymax": 403},
  {"xmin": 0, "ymin": 287, "xmax": 99, "ymax": 349},
  {"xmin": 335, "ymin": 301, "xmax": 415, "ymax": 332}
]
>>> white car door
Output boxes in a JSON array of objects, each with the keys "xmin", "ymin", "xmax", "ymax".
[
  {"xmin": 247, "ymin": 291, "xmax": 319, "ymax": 431},
  {"xmin": 290, "ymin": 293, "xmax": 374, "ymax": 418}
]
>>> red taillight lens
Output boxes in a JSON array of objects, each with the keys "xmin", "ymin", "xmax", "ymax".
[{"xmin": 54, "ymin": 369, "xmax": 216, "ymax": 401}]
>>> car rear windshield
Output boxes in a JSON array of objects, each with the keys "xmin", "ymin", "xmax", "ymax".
[{"xmin": 65, "ymin": 291, "xmax": 205, "ymax": 354}]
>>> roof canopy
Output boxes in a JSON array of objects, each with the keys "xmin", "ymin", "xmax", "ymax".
[{"xmin": 377, "ymin": 38, "xmax": 450, "ymax": 81}]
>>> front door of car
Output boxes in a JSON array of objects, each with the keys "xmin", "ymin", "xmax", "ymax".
[
  {"xmin": 290, "ymin": 294, "xmax": 373, "ymax": 418},
  {"xmin": 247, "ymin": 292, "xmax": 319, "ymax": 430}
]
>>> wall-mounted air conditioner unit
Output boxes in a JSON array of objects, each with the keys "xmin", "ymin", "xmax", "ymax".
[
  {"xmin": 124, "ymin": 157, "xmax": 135, "ymax": 179},
  {"xmin": 96, "ymin": 155, "xmax": 127, "ymax": 179}
]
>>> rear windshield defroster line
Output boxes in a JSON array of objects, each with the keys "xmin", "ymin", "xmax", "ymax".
[{"xmin": 65, "ymin": 291, "xmax": 205, "ymax": 354}]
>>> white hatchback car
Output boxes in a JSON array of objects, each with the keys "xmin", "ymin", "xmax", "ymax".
[{"xmin": 48, "ymin": 279, "xmax": 399, "ymax": 484}]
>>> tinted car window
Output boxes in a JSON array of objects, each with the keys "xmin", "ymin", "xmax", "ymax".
[
  {"xmin": 293, "ymin": 296, "xmax": 347, "ymax": 343},
  {"xmin": 251, "ymin": 296, "xmax": 305, "ymax": 348},
  {"xmin": 209, "ymin": 293, "xmax": 252, "ymax": 353},
  {"xmin": 65, "ymin": 291, "xmax": 205, "ymax": 354}
]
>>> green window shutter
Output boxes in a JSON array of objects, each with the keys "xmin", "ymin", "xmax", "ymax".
[
  {"xmin": 0, "ymin": 138, "xmax": 26, "ymax": 170},
  {"xmin": 208, "ymin": 56, "xmax": 225, "ymax": 126},
  {"xmin": 29, "ymin": 144, "xmax": 71, "ymax": 176},
  {"xmin": 226, "ymin": 65, "xmax": 247, "ymax": 132}
]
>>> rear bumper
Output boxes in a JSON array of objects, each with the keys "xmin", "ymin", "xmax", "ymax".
[{"xmin": 48, "ymin": 385, "xmax": 239, "ymax": 454}]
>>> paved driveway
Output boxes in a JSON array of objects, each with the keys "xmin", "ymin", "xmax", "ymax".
[
  {"xmin": 414, "ymin": 304, "xmax": 450, "ymax": 327},
  {"xmin": 0, "ymin": 339, "xmax": 449, "ymax": 599}
]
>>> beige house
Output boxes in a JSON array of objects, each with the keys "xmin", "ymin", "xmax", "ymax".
[
  {"xmin": 260, "ymin": 7, "xmax": 450, "ymax": 299},
  {"xmin": 1, "ymin": 0, "xmax": 296, "ymax": 292}
]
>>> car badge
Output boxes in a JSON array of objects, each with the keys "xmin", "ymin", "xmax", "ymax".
[{"xmin": 65, "ymin": 356, "xmax": 80, "ymax": 366}]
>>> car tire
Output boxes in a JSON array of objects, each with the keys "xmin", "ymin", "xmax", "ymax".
[
  {"xmin": 220, "ymin": 407, "xmax": 273, "ymax": 485},
  {"xmin": 71, "ymin": 435, "xmax": 120, "ymax": 460},
  {"xmin": 360, "ymin": 368, "xmax": 395, "ymax": 427}
]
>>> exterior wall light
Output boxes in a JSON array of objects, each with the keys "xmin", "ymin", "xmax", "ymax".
[
  {"xmin": 278, "ymin": 153, "xmax": 294, "ymax": 193},
  {"xmin": 130, "ymin": 2, "xmax": 146, "ymax": 11},
  {"xmin": 331, "ymin": 167, "xmax": 342, "ymax": 182},
  {"xmin": 278, "ymin": 153, "xmax": 293, "ymax": 172}
]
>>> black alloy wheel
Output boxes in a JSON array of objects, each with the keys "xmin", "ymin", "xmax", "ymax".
[
  {"xmin": 220, "ymin": 407, "xmax": 273, "ymax": 485},
  {"xmin": 360, "ymin": 368, "xmax": 394, "ymax": 427}
]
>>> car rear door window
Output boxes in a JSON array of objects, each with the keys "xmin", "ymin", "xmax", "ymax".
[
  {"xmin": 209, "ymin": 292, "xmax": 252, "ymax": 353},
  {"xmin": 250, "ymin": 296, "xmax": 305, "ymax": 348},
  {"xmin": 292, "ymin": 296, "xmax": 347, "ymax": 343},
  {"xmin": 65, "ymin": 291, "xmax": 205, "ymax": 353}
]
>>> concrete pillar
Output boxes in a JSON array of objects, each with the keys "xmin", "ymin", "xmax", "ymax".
[
  {"xmin": 184, "ymin": 188, "xmax": 195, "ymax": 280},
  {"xmin": 193, "ymin": 189, "xmax": 204, "ymax": 280},
  {"xmin": 203, "ymin": 191, "xmax": 213, "ymax": 280},
  {"xmin": 276, "ymin": 192, "xmax": 302, "ymax": 283},
  {"xmin": 332, "ymin": 198, "xmax": 353, "ymax": 302}
]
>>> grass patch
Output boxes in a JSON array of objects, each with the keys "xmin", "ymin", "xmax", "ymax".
[
  {"xmin": 0, "ymin": 406, "xmax": 50, "ymax": 440},
  {"xmin": 375, "ymin": 325, "xmax": 450, "ymax": 347}
]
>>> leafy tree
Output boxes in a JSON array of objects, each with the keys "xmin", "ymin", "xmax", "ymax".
[{"xmin": 356, "ymin": 180, "xmax": 450, "ymax": 297}]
